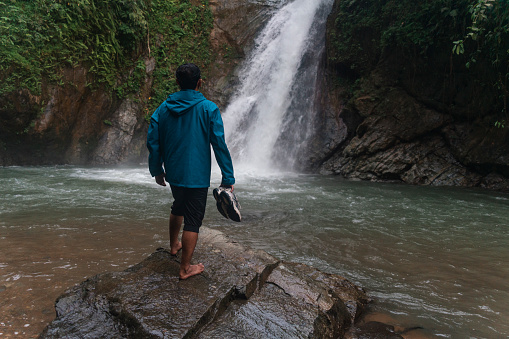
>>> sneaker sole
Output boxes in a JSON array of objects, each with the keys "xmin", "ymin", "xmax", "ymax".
[
  {"xmin": 219, "ymin": 190, "xmax": 241, "ymax": 222},
  {"xmin": 213, "ymin": 188, "xmax": 229, "ymax": 219}
]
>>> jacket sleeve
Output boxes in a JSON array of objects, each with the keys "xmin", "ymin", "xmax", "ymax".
[
  {"xmin": 210, "ymin": 107, "xmax": 235, "ymax": 186},
  {"xmin": 147, "ymin": 108, "xmax": 165, "ymax": 177}
]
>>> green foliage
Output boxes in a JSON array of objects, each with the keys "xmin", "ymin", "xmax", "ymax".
[
  {"xmin": 146, "ymin": 0, "xmax": 213, "ymax": 117},
  {"xmin": 452, "ymin": 0, "xmax": 509, "ymax": 116},
  {"xmin": 0, "ymin": 0, "xmax": 148, "ymax": 95},
  {"xmin": 115, "ymin": 59, "xmax": 147, "ymax": 98},
  {"xmin": 494, "ymin": 119, "xmax": 506, "ymax": 128},
  {"xmin": 0, "ymin": 0, "xmax": 213, "ymax": 109},
  {"xmin": 333, "ymin": 0, "xmax": 469, "ymax": 54},
  {"xmin": 327, "ymin": 0, "xmax": 471, "ymax": 75},
  {"xmin": 379, "ymin": 1, "xmax": 467, "ymax": 51},
  {"xmin": 328, "ymin": 0, "xmax": 509, "ymax": 122}
]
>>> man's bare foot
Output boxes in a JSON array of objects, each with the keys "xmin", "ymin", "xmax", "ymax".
[
  {"xmin": 179, "ymin": 263, "xmax": 204, "ymax": 280},
  {"xmin": 170, "ymin": 241, "xmax": 182, "ymax": 256}
]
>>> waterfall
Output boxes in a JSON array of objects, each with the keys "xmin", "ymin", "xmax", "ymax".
[{"xmin": 222, "ymin": 0, "xmax": 334, "ymax": 173}]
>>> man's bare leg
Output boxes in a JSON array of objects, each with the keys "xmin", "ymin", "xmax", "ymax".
[
  {"xmin": 179, "ymin": 230, "xmax": 204, "ymax": 280},
  {"xmin": 169, "ymin": 214, "xmax": 183, "ymax": 255}
]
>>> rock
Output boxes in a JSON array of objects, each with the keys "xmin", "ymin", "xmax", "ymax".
[
  {"xmin": 204, "ymin": 0, "xmax": 286, "ymax": 109},
  {"xmin": 346, "ymin": 321, "xmax": 403, "ymax": 339},
  {"xmin": 480, "ymin": 172, "xmax": 509, "ymax": 191},
  {"xmin": 443, "ymin": 122, "xmax": 509, "ymax": 176},
  {"xmin": 0, "ymin": 1, "xmax": 278, "ymax": 166},
  {"xmin": 336, "ymin": 135, "xmax": 483, "ymax": 186},
  {"xmin": 313, "ymin": 0, "xmax": 509, "ymax": 192},
  {"xmin": 91, "ymin": 99, "xmax": 140, "ymax": 164},
  {"xmin": 318, "ymin": 79, "xmax": 507, "ymax": 188},
  {"xmin": 346, "ymin": 311, "xmax": 433, "ymax": 339},
  {"xmin": 304, "ymin": 57, "xmax": 363, "ymax": 173},
  {"xmin": 344, "ymin": 87, "xmax": 451, "ymax": 157},
  {"xmin": 40, "ymin": 227, "xmax": 370, "ymax": 339}
]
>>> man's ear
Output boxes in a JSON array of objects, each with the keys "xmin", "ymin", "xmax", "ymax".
[
  {"xmin": 196, "ymin": 79, "xmax": 203, "ymax": 90},
  {"xmin": 176, "ymin": 79, "xmax": 181, "ymax": 88}
]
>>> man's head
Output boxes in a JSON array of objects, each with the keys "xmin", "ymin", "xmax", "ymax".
[{"xmin": 176, "ymin": 63, "xmax": 201, "ymax": 90}]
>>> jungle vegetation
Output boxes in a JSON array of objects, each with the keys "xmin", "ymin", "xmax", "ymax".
[
  {"xmin": 1, "ymin": 0, "xmax": 507, "ymax": 123},
  {"xmin": 0, "ymin": 0, "xmax": 213, "ymax": 115},
  {"xmin": 328, "ymin": 0, "xmax": 509, "ymax": 124}
]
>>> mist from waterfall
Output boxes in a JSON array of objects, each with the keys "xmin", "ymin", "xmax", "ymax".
[{"xmin": 222, "ymin": 0, "xmax": 333, "ymax": 174}]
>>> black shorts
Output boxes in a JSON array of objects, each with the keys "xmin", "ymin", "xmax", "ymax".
[{"xmin": 170, "ymin": 185, "xmax": 208, "ymax": 233}]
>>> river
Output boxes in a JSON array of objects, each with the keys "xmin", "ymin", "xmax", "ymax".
[
  {"xmin": 0, "ymin": 165, "xmax": 508, "ymax": 338},
  {"xmin": 2, "ymin": 0, "xmax": 508, "ymax": 337}
]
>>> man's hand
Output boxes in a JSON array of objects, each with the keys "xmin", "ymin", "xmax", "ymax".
[
  {"xmin": 155, "ymin": 173, "xmax": 166, "ymax": 186},
  {"xmin": 220, "ymin": 184, "xmax": 234, "ymax": 191}
]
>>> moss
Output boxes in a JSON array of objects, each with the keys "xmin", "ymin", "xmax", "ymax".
[
  {"xmin": 0, "ymin": 0, "xmax": 213, "ymax": 106},
  {"xmin": 146, "ymin": 0, "xmax": 213, "ymax": 113}
]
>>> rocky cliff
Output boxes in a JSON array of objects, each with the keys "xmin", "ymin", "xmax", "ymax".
[
  {"xmin": 0, "ymin": 65, "xmax": 149, "ymax": 165},
  {"xmin": 307, "ymin": 0, "xmax": 509, "ymax": 191},
  {"xmin": 0, "ymin": 0, "xmax": 280, "ymax": 167},
  {"xmin": 1, "ymin": 0, "xmax": 508, "ymax": 192}
]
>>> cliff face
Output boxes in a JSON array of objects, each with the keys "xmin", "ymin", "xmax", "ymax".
[
  {"xmin": 309, "ymin": 0, "xmax": 509, "ymax": 191},
  {"xmin": 203, "ymin": 0, "xmax": 288, "ymax": 109},
  {"xmin": 0, "ymin": 0, "xmax": 280, "ymax": 166},
  {"xmin": 2, "ymin": 0, "xmax": 508, "ymax": 191},
  {"xmin": 0, "ymin": 65, "xmax": 149, "ymax": 165}
]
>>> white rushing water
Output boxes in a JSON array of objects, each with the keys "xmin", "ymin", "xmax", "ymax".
[{"xmin": 222, "ymin": 0, "xmax": 333, "ymax": 173}]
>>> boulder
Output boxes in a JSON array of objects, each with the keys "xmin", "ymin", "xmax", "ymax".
[{"xmin": 39, "ymin": 227, "xmax": 369, "ymax": 338}]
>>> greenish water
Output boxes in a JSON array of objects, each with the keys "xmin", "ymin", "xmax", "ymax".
[{"xmin": 0, "ymin": 166, "xmax": 508, "ymax": 338}]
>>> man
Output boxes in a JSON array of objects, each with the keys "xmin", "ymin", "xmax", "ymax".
[{"xmin": 147, "ymin": 63, "xmax": 235, "ymax": 280}]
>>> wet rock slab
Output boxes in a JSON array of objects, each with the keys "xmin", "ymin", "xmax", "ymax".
[{"xmin": 39, "ymin": 228, "xmax": 369, "ymax": 338}]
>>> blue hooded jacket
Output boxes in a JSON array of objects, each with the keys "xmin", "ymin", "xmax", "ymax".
[{"xmin": 147, "ymin": 89, "xmax": 235, "ymax": 188}]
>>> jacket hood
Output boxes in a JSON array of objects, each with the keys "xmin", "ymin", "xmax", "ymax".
[{"xmin": 165, "ymin": 89, "xmax": 206, "ymax": 116}]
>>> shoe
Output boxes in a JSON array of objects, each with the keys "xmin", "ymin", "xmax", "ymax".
[
  {"xmin": 213, "ymin": 187, "xmax": 241, "ymax": 222},
  {"xmin": 213, "ymin": 187, "xmax": 229, "ymax": 219},
  {"xmin": 220, "ymin": 188, "xmax": 241, "ymax": 222}
]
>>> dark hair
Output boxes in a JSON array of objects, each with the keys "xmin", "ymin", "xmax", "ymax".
[{"xmin": 176, "ymin": 63, "xmax": 201, "ymax": 90}]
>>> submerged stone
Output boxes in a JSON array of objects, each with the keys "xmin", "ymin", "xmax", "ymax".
[{"xmin": 346, "ymin": 321, "xmax": 403, "ymax": 339}]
